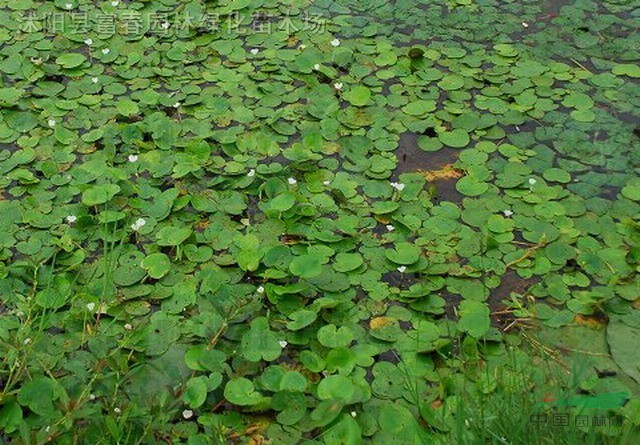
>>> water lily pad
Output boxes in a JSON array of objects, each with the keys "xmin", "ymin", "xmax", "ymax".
[
  {"xmin": 224, "ymin": 378, "xmax": 265, "ymax": 406},
  {"xmin": 385, "ymin": 243, "xmax": 421, "ymax": 265},
  {"xmin": 438, "ymin": 129, "xmax": 470, "ymax": 148},
  {"xmin": 55, "ymin": 53, "xmax": 86, "ymax": 69},
  {"xmin": 343, "ymin": 86, "xmax": 371, "ymax": 107},
  {"xmin": 141, "ymin": 253, "xmax": 171, "ymax": 279}
]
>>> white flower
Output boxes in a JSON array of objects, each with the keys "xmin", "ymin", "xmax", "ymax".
[
  {"xmin": 84, "ymin": 38, "xmax": 93, "ymax": 45},
  {"xmin": 48, "ymin": 118, "xmax": 56, "ymax": 127},
  {"xmin": 161, "ymin": 21, "xmax": 170, "ymax": 30},
  {"xmin": 257, "ymin": 286, "xmax": 264, "ymax": 293},
  {"xmin": 131, "ymin": 218, "xmax": 146, "ymax": 231},
  {"xmin": 128, "ymin": 154, "xmax": 138, "ymax": 163},
  {"xmin": 89, "ymin": 394, "xmax": 96, "ymax": 400},
  {"xmin": 503, "ymin": 209, "xmax": 513, "ymax": 217},
  {"xmin": 299, "ymin": 44, "xmax": 306, "ymax": 50},
  {"xmin": 65, "ymin": 3, "xmax": 73, "ymax": 10},
  {"xmin": 330, "ymin": 38, "xmax": 340, "ymax": 47},
  {"xmin": 124, "ymin": 323, "xmax": 133, "ymax": 331},
  {"xmin": 66, "ymin": 215, "xmax": 77, "ymax": 224},
  {"xmin": 391, "ymin": 182, "xmax": 405, "ymax": 191},
  {"xmin": 24, "ymin": 338, "xmax": 32, "ymax": 345},
  {"xmin": 350, "ymin": 411, "xmax": 357, "ymax": 418},
  {"xmin": 386, "ymin": 225, "xmax": 395, "ymax": 232},
  {"xmin": 287, "ymin": 177, "xmax": 297, "ymax": 185},
  {"xmin": 313, "ymin": 64, "xmax": 320, "ymax": 70},
  {"xmin": 522, "ymin": 22, "xmax": 529, "ymax": 28},
  {"xmin": 528, "ymin": 178, "xmax": 537, "ymax": 185},
  {"xmin": 334, "ymin": 82, "xmax": 343, "ymax": 90},
  {"xmin": 397, "ymin": 266, "xmax": 407, "ymax": 273},
  {"xmin": 101, "ymin": 48, "xmax": 110, "ymax": 55},
  {"xmin": 86, "ymin": 302, "xmax": 96, "ymax": 311},
  {"xmin": 173, "ymin": 102, "xmax": 181, "ymax": 108},
  {"xmin": 247, "ymin": 169, "xmax": 255, "ymax": 177},
  {"xmin": 182, "ymin": 409, "xmax": 194, "ymax": 419},
  {"xmin": 114, "ymin": 407, "xmax": 121, "ymax": 414},
  {"xmin": 279, "ymin": 340, "xmax": 288, "ymax": 348},
  {"xmin": 250, "ymin": 48, "xmax": 259, "ymax": 55},
  {"xmin": 323, "ymin": 180, "xmax": 331, "ymax": 185},
  {"xmin": 91, "ymin": 77, "xmax": 99, "ymax": 83},
  {"xmin": 111, "ymin": 0, "xmax": 119, "ymax": 6}
]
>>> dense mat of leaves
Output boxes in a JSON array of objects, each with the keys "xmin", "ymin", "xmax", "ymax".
[{"xmin": 1, "ymin": 0, "xmax": 640, "ymax": 443}]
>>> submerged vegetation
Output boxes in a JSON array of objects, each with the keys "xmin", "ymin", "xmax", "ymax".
[{"xmin": 1, "ymin": 0, "xmax": 640, "ymax": 443}]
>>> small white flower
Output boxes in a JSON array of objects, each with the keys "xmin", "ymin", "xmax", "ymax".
[
  {"xmin": 522, "ymin": 22, "xmax": 529, "ymax": 28},
  {"xmin": 124, "ymin": 323, "xmax": 133, "ymax": 331},
  {"xmin": 182, "ymin": 409, "xmax": 194, "ymax": 419},
  {"xmin": 350, "ymin": 411, "xmax": 357, "ymax": 417},
  {"xmin": 313, "ymin": 64, "xmax": 320, "ymax": 70},
  {"xmin": 24, "ymin": 338, "xmax": 32, "ymax": 345},
  {"xmin": 330, "ymin": 38, "xmax": 340, "ymax": 47},
  {"xmin": 397, "ymin": 266, "xmax": 407, "ymax": 273},
  {"xmin": 131, "ymin": 218, "xmax": 146, "ymax": 231},
  {"xmin": 299, "ymin": 44, "xmax": 306, "ymax": 50},
  {"xmin": 30, "ymin": 57, "xmax": 43, "ymax": 65},
  {"xmin": 89, "ymin": 394, "xmax": 96, "ymax": 400},
  {"xmin": 111, "ymin": 0, "xmax": 119, "ymax": 6},
  {"xmin": 91, "ymin": 77, "xmax": 99, "ymax": 83},
  {"xmin": 101, "ymin": 48, "xmax": 110, "ymax": 55},
  {"xmin": 128, "ymin": 154, "xmax": 138, "ymax": 163},
  {"xmin": 386, "ymin": 224, "xmax": 395, "ymax": 232},
  {"xmin": 84, "ymin": 38, "xmax": 93, "ymax": 45},
  {"xmin": 66, "ymin": 215, "xmax": 77, "ymax": 224},
  {"xmin": 247, "ymin": 169, "xmax": 255, "ymax": 177},
  {"xmin": 287, "ymin": 177, "xmax": 297, "ymax": 185},
  {"xmin": 391, "ymin": 182, "xmax": 405, "ymax": 191},
  {"xmin": 173, "ymin": 102, "xmax": 181, "ymax": 108},
  {"xmin": 250, "ymin": 48, "xmax": 259, "ymax": 55},
  {"xmin": 323, "ymin": 180, "xmax": 331, "ymax": 185},
  {"xmin": 334, "ymin": 82, "xmax": 343, "ymax": 90},
  {"xmin": 161, "ymin": 21, "xmax": 170, "ymax": 30},
  {"xmin": 503, "ymin": 210, "xmax": 513, "ymax": 217},
  {"xmin": 114, "ymin": 407, "xmax": 121, "ymax": 414},
  {"xmin": 86, "ymin": 302, "xmax": 96, "ymax": 311},
  {"xmin": 45, "ymin": 426, "xmax": 51, "ymax": 433},
  {"xmin": 48, "ymin": 118, "xmax": 56, "ymax": 127},
  {"xmin": 257, "ymin": 286, "xmax": 264, "ymax": 293},
  {"xmin": 528, "ymin": 178, "xmax": 537, "ymax": 185},
  {"xmin": 65, "ymin": 3, "xmax": 73, "ymax": 10},
  {"xmin": 279, "ymin": 340, "xmax": 288, "ymax": 348}
]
